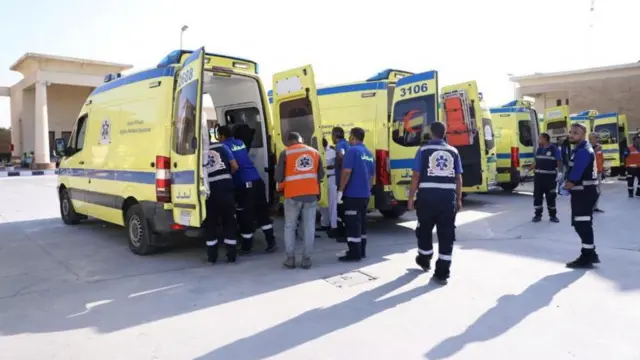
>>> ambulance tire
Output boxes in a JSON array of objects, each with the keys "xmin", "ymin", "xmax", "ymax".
[
  {"xmin": 380, "ymin": 208, "xmax": 407, "ymax": 219},
  {"xmin": 125, "ymin": 204, "xmax": 156, "ymax": 256},
  {"xmin": 499, "ymin": 182, "xmax": 519, "ymax": 192},
  {"xmin": 59, "ymin": 188, "xmax": 81, "ymax": 225}
]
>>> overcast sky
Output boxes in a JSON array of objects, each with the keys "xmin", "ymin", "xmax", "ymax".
[{"xmin": 1, "ymin": 0, "xmax": 639, "ymax": 128}]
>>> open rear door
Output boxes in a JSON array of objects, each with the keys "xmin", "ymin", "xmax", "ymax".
[
  {"xmin": 170, "ymin": 47, "xmax": 207, "ymax": 227},
  {"xmin": 388, "ymin": 70, "xmax": 438, "ymax": 201},
  {"xmin": 440, "ymin": 81, "xmax": 483, "ymax": 188},
  {"xmin": 271, "ymin": 65, "xmax": 326, "ymax": 206}
]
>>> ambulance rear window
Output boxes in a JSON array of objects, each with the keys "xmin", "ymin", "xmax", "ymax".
[
  {"xmin": 392, "ymin": 94, "xmax": 437, "ymax": 147},
  {"xmin": 594, "ymin": 123, "xmax": 619, "ymax": 144},
  {"xmin": 518, "ymin": 120, "xmax": 534, "ymax": 147},
  {"xmin": 279, "ymin": 98, "xmax": 319, "ymax": 150},
  {"xmin": 482, "ymin": 117, "xmax": 495, "ymax": 151}
]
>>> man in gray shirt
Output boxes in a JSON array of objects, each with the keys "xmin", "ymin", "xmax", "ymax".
[{"xmin": 275, "ymin": 132, "xmax": 324, "ymax": 269}]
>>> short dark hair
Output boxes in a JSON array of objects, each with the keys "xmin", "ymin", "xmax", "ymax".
[
  {"xmin": 332, "ymin": 127, "xmax": 345, "ymax": 139},
  {"xmin": 430, "ymin": 122, "xmax": 446, "ymax": 139},
  {"xmin": 217, "ymin": 125, "xmax": 232, "ymax": 138},
  {"xmin": 350, "ymin": 127, "xmax": 365, "ymax": 142},
  {"xmin": 540, "ymin": 132, "xmax": 551, "ymax": 142},
  {"xmin": 571, "ymin": 122, "xmax": 587, "ymax": 134},
  {"xmin": 287, "ymin": 131, "xmax": 302, "ymax": 143}
]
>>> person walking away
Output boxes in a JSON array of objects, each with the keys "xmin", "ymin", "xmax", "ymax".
[
  {"xmin": 319, "ymin": 138, "xmax": 337, "ymax": 232},
  {"xmin": 337, "ymin": 127, "xmax": 375, "ymax": 262},
  {"xmin": 563, "ymin": 123, "xmax": 601, "ymax": 268},
  {"xmin": 407, "ymin": 122, "xmax": 462, "ymax": 285},
  {"xmin": 618, "ymin": 136, "xmax": 628, "ymax": 180},
  {"xmin": 589, "ymin": 133, "xmax": 605, "ymax": 212},
  {"xmin": 275, "ymin": 132, "xmax": 324, "ymax": 269},
  {"xmin": 218, "ymin": 125, "xmax": 276, "ymax": 254},
  {"xmin": 624, "ymin": 134, "xmax": 640, "ymax": 198},
  {"xmin": 331, "ymin": 127, "xmax": 350, "ymax": 240},
  {"xmin": 203, "ymin": 137, "xmax": 240, "ymax": 263},
  {"xmin": 527, "ymin": 133, "xmax": 562, "ymax": 223}
]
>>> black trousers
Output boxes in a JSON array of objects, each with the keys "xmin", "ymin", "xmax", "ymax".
[
  {"xmin": 343, "ymin": 196, "xmax": 369, "ymax": 259},
  {"xmin": 235, "ymin": 178, "xmax": 275, "ymax": 250},
  {"xmin": 533, "ymin": 176, "xmax": 557, "ymax": 217},
  {"xmin": 570, "ymin": 187, "xmax": 598, "ymax": 254},
  {"xmin": 205, "ymin": 189, "xmax": 237, "ymax": 259},
  {"xmin": 416, "ymin": 197, "xmax": 456, "ymax": 279},
  {"xmin": 627, "ymin": 167, "xmax": 640, "ymax": 195}
]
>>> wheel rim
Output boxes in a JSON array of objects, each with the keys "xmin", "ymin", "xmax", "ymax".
[
  {"xmin": 129, "ymin": 215, "xmax": 143, "ymax": 248},
  {"xmin": 62, "ymin": 197, "xmax": 69, "ymax": 217}
]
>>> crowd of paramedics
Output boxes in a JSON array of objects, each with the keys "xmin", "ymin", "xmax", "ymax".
[{"xmin": 203, "ymin": 115, "xmax": 640, "ymax": 285}]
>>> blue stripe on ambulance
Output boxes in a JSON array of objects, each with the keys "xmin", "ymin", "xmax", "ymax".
[
  {"xmin": 268, "ymin": 81, "xmax": 388, "ymax": 104},
  {"xmin": 91, "ymin": 67, "xmax": 176, "ymax": 96},
  {"xmin": 496, "ymin": 152, "xmax": 534, "ymax": 159},
  {"xmin": 59, "ymin": 168, "xmax": 196, "ymax": 185}
]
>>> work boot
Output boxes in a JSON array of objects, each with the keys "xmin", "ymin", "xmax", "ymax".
[
  {"xmin": 265, "ymin": 243, "xmax": 277, "ymax": 253},
  {"xmin": 532, "ymin": 215, "xmax": 542, "ymax": 223},
  {"xmin": 327, "ymin": 228, "xmax": 340, "ymax": 239},
  {"xmin": 226, "ymin": 245, "xmax": 237, "ymax": 263},
  {"xmin": 335, "ymin": 237, "xmax": 347, "ymax": 243},
  {"xmin": 431, "ymin": 274, "xmax": 448, "ymax": 286},
  {"xmin": 361, "ymin": 238, "xmax": 367, "ymax": 259},
  {"xmin": 338, "ymin": 242, "xmax": 362, "ymax": 262},
  {"xmin": 283, "ymin": 256, "xmax": 295, "ymax": 269},
  {"xmin": 550, "ymin": 216, "xmax": 560, "ymax": 223},
  {"xmin": 207, "ymin": 246, "xmax": 218, "ymax": 264},
  {"xmin": 593, "ymin": 208, "xmax": 604, "ymax": 213},
  {"xmin": 566, "ymin": 251, "xmax": 597, "ymax": 269},
  {"xmin": 415, "ymin": 255, "xmax": 431, "ymax": 272},
  {"xmin": 301, "ymin": 257, "xmax": 312, "ymax": 269}
]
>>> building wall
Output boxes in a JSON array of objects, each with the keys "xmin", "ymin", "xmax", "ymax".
[{"xmin": 47, "ymin": 84, "xmax": 94, "ymax": 142}]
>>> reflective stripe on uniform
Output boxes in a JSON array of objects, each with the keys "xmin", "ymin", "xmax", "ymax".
[
  {"xmin": 284, "ymin": 173, "xmax": 317, "ymax": 182},
  {"xmin": 536, "ymin": 155, "xmax": 556, "ymax": 160},
  {"xmin": 206, "ymin": 240, "xmax": 218, "ymax": 246},
  {"xmin": 241, "ymin": 233, "xmax": 253, "ymax": 239},
  {"xmin": 582, "ymin": 243, "xmax": 595, "ymax": 249},
  {"xmin": 286, "ymin": 147, "xmax": 319, "ymax": 155},
  {"xmin": 261, "ymin": 224, "xmax": 273, "ymax": 230},
  {"xmin": 535, "ymin": 169, "xmax": 556, "ymax": 174},
  {"xmin": 439, "ymin": 254, "xmax": 452, "ymax": 261},
  {"xmin": 224, "ymin": 239, "xmax": 237, "ymax": 245},
  {"xmin": 361, "ymin": 234, "xmax": 367, "ymax": 239},
  {"xmin": 347, "ymin": 237, "xmax": 361, "ymax": 243},
  {"xmin": 534, "ymin": 206, "xmax": 543, "ymax": 209},
  {"xmin": 574, "ymin": 216, "xmax": 591, "ymax": 221},
  {"xmin": 418, "ymin": 249, "xmax": 433, "ymax": 255},
  {"xmin": 419, "ymin": 182, "xmax": 457, "ymax": 189},
  {"xmin": 208, "ymin": 174, "xmax": 232, "ymax": 182},
  {"xmin": 548, "ymin": 206, "xmax": 556, "ymax": 210},
  {"xmin": 345, "ymin": 210, "xmax": 357, "ymax": 215},
  {"xmin": 420, "ymin": 144, "xmax": 455, "ymax": 152}
]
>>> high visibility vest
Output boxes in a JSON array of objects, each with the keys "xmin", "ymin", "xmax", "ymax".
[
  {"xmin": 626, "ymin": 145, "xmax": 640, "ymax": 168},
  {"xmin": 281, "ymin": 143, "xmax": 320, "ymax": 198},
  {"xmin": 594, "ymin": 145, "xmax": 604, "ymax": 173}
]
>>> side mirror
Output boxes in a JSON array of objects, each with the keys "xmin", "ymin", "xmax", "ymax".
[{"xmin": 54, "ymin": 138, "xmax": 66, "ymax": 157}]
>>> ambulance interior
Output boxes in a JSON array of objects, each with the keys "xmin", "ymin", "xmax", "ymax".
[{"xmin": 202, "ymin": 72, "xmax": 271, "ymax": 198}]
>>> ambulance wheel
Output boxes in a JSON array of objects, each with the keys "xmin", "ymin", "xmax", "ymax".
[
  {"xmin": 125, "ymin": 204, "xmax": 156, "ymax": 256},
  {"xmin": 59, "ymin": 189, "xmax": 81, "ymax": 225},
  {"xmin": 499, "ymin": 182, "xmax": 519, "ymax": 192},
  {"xmin": 380, "ymin": 208, "xmax": 406, "ymax": 219}
]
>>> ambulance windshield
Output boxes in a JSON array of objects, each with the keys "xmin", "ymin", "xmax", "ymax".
[
  {"xmin": 392, "ymin": 94, "xmax": 437, "ymax": 147},
  {"xmin": 594, "ymin": 123, "xmax": 619, "ymax": 144}
]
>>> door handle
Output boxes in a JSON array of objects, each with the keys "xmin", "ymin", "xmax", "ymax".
[
  {"xmin": 173, "ymin": 162, "xmax": 178, "ymax": 168},
  {"xmin": 79, "ymin": 161, "xmax": 85, "ymax": 165}
]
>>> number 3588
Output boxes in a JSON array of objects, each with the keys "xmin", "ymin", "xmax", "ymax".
[{"xmin": 400, "ymin": 83, "xmax": 428, "ymax": 97}]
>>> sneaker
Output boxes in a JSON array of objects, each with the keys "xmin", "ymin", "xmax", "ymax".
[
  {"xmin": 549, "ymin": 216, "xmax": 560, "ymax": 223},
  {"xmin": 301, "ymin": 257, "xmax": 312, "ymax": 269},
  {"xmin": 532, "ymin": 216, "xmax": 542, "ymax": 223},
  {"xmin": 283, "ymin": 256, "xmax": 296, "ymax": 269}
]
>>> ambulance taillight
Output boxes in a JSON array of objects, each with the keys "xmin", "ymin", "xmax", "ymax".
[
  {"xmin": 511, "ymin": 147, "xmax": 520, "ymax": 168},
  {"xmin": 375, "ymin": 149, "xmax": 391, "ymax": 186},
  {"xmin": 155, "ymin": 155, "xmax": 172, "ymax": 202}
]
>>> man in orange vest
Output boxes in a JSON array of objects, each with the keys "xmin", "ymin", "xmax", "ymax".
[
  {"xmin": 624, "ymin": 133, "xmax": 640, "ymax": 198},
  {"xmin": 589, "ymin": 133, "xmax": 605, "ymax": 212},
  {"xmin": 275, "ymin": 132, "xmax": 324, "ymax": 269}
]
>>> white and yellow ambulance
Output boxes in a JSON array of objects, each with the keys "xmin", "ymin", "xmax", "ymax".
[
  {"xmin": 593, "ymin": 112, "xmax": 631, "ymax": 175},
  {"xmin": 55, "ymin": 48, "xmax": 287, "ymax": 255}
]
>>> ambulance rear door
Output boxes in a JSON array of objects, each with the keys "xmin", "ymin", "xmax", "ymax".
[
  {"xmin": 388, "ymin": 70, "xmax": 439, "ymax": 201},
  {"xmin": 271, "ymin": 65, "xmax": 327, "ymax": 206},
  {"xmin": 440, "ymin": 81, "xmax": 484, "ymax": 188},
  {"xmin": 170, "ymin": 47, "xmax": 208, "ymax": 227}
]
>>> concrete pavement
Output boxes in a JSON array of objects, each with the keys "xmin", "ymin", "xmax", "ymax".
[{"xmin": 0, "ymin": 176, "xmax": 639, "ymax": 359}]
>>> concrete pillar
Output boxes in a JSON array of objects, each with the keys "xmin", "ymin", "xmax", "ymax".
[
  {"xmin": 9, "ymin": 87, "xmax": 22, "ymax": 163},
  {"xmin": 34, "ymin": 81, "xmax": 54, "ymax": 169}
]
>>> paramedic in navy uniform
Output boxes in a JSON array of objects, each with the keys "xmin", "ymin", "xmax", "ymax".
[
  {"xmin": 408, "ymin": 122, "xmax": 462, "ymax": 285},
  {"xmin": 527, "ymin": 132, "xmax": 562, "ymax": 223},
  {"xmin": 563, "ymin": 123, "xmax": 601, "ymax": 268},
  {"xmin": 203, "ymin": 136, "xmax": 239, "ymax": 263}
]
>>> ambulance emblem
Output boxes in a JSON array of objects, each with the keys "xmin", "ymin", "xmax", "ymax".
[
  {"xmin": 99, "ymin": 119, "xmax": 111, "ymax": 145},
  {"xmin": 427, "ymin": 150, "xmax": 455, "ymax": 177},
  {"xmin": 295, "ymin": 154, "xmax": 314, "ymax": 172}
]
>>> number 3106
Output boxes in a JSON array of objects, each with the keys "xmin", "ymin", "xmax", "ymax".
[{"xmin": 400, "ymin": 83, "xmax": 428, "ymax": 97}]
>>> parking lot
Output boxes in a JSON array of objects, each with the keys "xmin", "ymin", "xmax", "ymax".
[{"xmin": 1, "ymin": 175, "xmax": 639, "ymax": 359}]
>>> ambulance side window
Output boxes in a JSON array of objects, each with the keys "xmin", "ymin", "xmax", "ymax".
[
  {"xmin": 518, "ymin": 120, "xmax": 534, "ymax": 147},
  {"xmin": 279, "ymin": 98, "xmax": 318, "ymax": 150},
  {"xmin": 173, "ymin": 80, "xmax": 199, "ymax": 155},
  {"xmin": 69, "ymin": 115, "xmax": 88, "ymax": 155},
  {"xmin": 482, "ymin": 117, "xmax": 495, "ymax": 151}
]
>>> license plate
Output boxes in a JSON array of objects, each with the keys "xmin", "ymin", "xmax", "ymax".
[{"xmin": 179, "ymin": 210, "xmax": 191, "ymax": 226}]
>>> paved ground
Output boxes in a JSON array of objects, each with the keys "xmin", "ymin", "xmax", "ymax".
[{"xmin": 1, "ymin": 176, "xmax": 639, "ymax": 360}]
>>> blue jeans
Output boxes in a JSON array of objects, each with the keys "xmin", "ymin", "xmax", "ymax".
[{"xmin": 284, "ymin": 198, "xmax": 317, "ymax": 258}]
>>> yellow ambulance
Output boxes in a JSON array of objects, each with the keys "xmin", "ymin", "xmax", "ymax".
[
  {"xmin": 541, "ymin": 105, "xmax": 570, "ymax": 142},
  {"xmin": 570, "ymin": 110, "xmax": 598, "ymax": 131},
  {"xmin": 54, "ymin": 48, "xmax": 280, "ymax": 255},
  {"xmin": 439, "ymin": 81, "xmax": 497, "ymax": 194},
  {"xmin": 593, "ymin": 112, "xmax": 630, "ymax": 175},
  {"xmin": 490, "ymin": 100, "xmax": 540, "ymax": 191}
]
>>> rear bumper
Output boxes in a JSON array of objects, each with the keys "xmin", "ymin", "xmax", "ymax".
[
  {"xmin": 373, "ymin": 184, "xmax": 407, "ymax": 211},
  {"xmin": 138, "ymin": 201, "xmax": 205, "ymax": 238}
]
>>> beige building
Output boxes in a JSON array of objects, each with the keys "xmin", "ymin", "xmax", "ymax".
[
  {"xmin": 512, "ymin": 62, "xmax": 640, "ymax": 131},
  {"xmin": 0, "ymin": 53, "xmax": 132, "ymax": 169}
]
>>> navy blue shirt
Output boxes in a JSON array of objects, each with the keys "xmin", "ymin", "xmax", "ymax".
[
  {"xmin": 568, "ymin": 140, "xmax": 595, "ymax": 184},
  {"xmin": 534, "ymin": 144, "xmax": 562, "ymax": 175},
  {"xmin": 413, "ymin": 140, "xmax": 463, "ymax": 174},
  {"xmin": 223, "ymin": 137, "xmax": 261, "ymax": 187},
  {"xmin": 335, "ymin": 139, "xmax": 350, "ymax": 186},
  {"xmin": 205, "ymin": 142, "xmax": 235, "ymax": 191},
  {"xmin": 343, "ymin": 143, "xmax": 375, "ymax": 198},
  {"xmin": 413, "ymin": 140, "xmax": 463, "ymax": 203}
]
